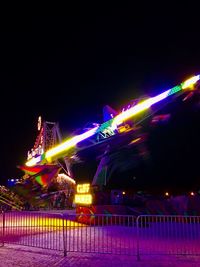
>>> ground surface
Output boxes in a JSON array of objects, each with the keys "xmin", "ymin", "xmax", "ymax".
[{"xmin": 0, "ymin": 245, "xmax": 200, "ymax": 267}]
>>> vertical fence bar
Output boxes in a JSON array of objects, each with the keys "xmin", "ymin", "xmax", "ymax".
[
  {"xmin": 62, "ymin": 214, "xmax": 67, "ymax": 256},
  {"xmin": 2, "ymin": 211, "xmax": 5, "ymax": 247},
  {"xmin": 136, "ymin": 216, "xmax": 140, "ymax": 261}
]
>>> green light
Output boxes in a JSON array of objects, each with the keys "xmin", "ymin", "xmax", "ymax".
[{"xmin": 168, "ymin": 85, "xmax": 182, "ymax": 96}]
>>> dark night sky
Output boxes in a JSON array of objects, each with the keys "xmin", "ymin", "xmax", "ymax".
[{"xmin": 0, "ymin": 11, "xmax": 200, "ymax": 189}]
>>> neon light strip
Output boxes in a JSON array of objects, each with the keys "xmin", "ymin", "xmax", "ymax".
[
  {"xmin": 111, "ymin": 89, "xmax": 171, "ymax": 128},
  {"xmin": 45, "ymin": 126, "xmax": 99, "ymax": 161},
  {"xmin": 111, "ymin": 75, "xmax": 200, "ymax": 129},
  {"xmin": 182, "ymin": 75, "xmax": 200, "ymax": 89},
  {"xmin": 26, "ymin": 155, "xmax": 42, "ymax": 166},
  {"xmin": 25, "ymin": 74, "xmax": 199, "ymax": 166}
]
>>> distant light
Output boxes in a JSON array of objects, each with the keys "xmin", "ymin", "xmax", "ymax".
[
  {"xmin": 190, "ymin": 192, "xmax": 195, "ymax": 196},
  {"xmin": 129, "ymin": 137, "xmax": 141, "ymax": 145},
  {"xmin": 122, "ymin": 191, "xmax": 126, "ymax": 195},
  {"xmin": 11, "ymin": 179, "xmax": 14, "ymax": 182},
  {"xmin": 37, "ymin": 116, "xmax": 42, "ymax": 131},
  {"xmin": 165, "ymin": 192, "xmax": 169, "ymax": 196}
]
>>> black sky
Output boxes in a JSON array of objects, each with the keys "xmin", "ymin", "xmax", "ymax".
[{"xmin": 0, "ymin": 11, "xmax": 200, "ymax": 187}]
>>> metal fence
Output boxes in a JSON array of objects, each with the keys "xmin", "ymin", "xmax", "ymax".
[
  {"xmin": 0, "ymin": 211, "xmax": 64, "ymax": 252},
  {"xmin": 136, "ymin": 215, "xmax": 200, "ymax": 259},
  {"xmin": 0, "ymin": 212, "xmax": 4, "ymax": 246},
  {"xmin": 0, "ymin": 212, "xmax": 200, "ymax": 259},
  {"xmin": 63, "ymin": 214, "xmax": 137, "ymax": 255}
]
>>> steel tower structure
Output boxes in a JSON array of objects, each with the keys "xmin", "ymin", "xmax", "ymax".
[{"xmin": 27, "ymin": 117, "xmax": 72, "ymax": 177}]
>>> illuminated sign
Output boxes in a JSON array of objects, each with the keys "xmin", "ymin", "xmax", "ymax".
[
  {"xmin": 74, "ymin": 194, "xmax": 92, "ymax": 205},
  {"xmin": 75, "ymin": 183, "xmax": 92, "ymax": 205},
  {"xmin": 77, "ymin": 183, "xmax": 90, "ymax": 193},
  {"xmin": 27, "ymin": 145, "xmax": 44, "ymax": 160}
]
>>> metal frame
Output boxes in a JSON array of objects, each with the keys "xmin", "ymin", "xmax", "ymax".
[{"xmin": 1, "ymin": 212, "xmax": 200, "ymax": 259}]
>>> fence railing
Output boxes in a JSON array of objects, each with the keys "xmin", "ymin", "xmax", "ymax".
[
  {"xmin": 63, "ymin": 214, "xmax": 137, "ymax": 256},
  {"xmin": 136, "ymin": 215, "xmax": 200, "ymax": 259},
  {"xmin": 0, "ymin": 211, "xmax": 64, "ymax": 252},
  {"xmin": 0, "ymin": 212, "xmax": 200, "ymax": 259},
  {"xmin": 0, "ymin": 212, "xmax": 4, "ymax": 246}
]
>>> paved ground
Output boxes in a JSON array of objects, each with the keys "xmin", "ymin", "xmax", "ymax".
[{"xmin": 0, "ymin": 245, "xmax": 200, "ymax": 267}]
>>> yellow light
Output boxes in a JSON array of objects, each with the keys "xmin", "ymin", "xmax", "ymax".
[
  {"xmin": 111, "ymin": 90, "xmax": 170, "ymax": 129},
  {"xmin": 45, "ymin": 127, "xmax": 98, "ymax": 161},
  {"xmin": 182, "ymin": 75, "xmax": 200, "ymax": 89},
  {"xmin": 129, "ymin": 137, "xmax": 141, "ymax": 145},
  {"xmin": 5, "ymin": 217, "xmax": 84, "ymax": 227},
  {"xmin": 77, "ymin": 183, "xmax": 90, "ymax": 193},
  {"xmin": 165, "ymin": 192, "xmax": 169, "ymax": 196},
  {"xmin": 122, "ymin": 191, "xmax": 126, "ymax": 195},
  {"xmin": 25, "ymin": 156, "xmax": 41, "ymax": 166},
  {"xmin": 117, "ymin": 124, "xmax": 131, "ymax": 133},
  {"xmin": 75, "ymin": 194, "xmax": 92, "ymax": 205}
]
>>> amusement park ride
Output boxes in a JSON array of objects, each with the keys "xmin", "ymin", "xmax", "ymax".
[{"xmin": 21, "ymin": 74, "xmax": 200, "ymax": 215}]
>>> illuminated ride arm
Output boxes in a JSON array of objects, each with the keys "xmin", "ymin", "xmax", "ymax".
[{"xmin": 25, "ymin": 74, "xmax": 200, "ymax": 167}]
